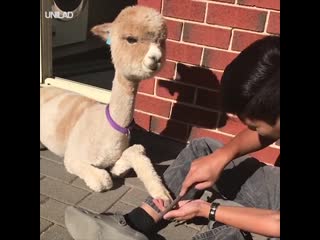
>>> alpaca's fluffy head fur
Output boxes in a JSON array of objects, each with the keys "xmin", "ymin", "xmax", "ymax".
[{"xmin": 91, "ymin": 6, "xmax": 167, "ymax": 82}]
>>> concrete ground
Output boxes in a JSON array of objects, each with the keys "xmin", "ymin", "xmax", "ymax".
[{"xmin": 40, "ymin": 129, "xmax": 212, "ymax": 240}]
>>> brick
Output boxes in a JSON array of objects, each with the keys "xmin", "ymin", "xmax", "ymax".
[
  {"xmin": 40, "ymin": 178, "xmax": 89, "ymax": 205},
  {"xmin": 157, "ymin": 61, "xmax": 176, "ymax": 79},
  {"xmin": 212, "ymin": 0, "xmax": 235, "ymax": 3},
  {"xmin": 189, "ymin": 127, "xmax": 233, "ymax": 144},
  {"xmin": 207, "ymin": 4, "xmax": 267, "ymax": 32},
  {"xmin": 133, "ymin": 111, "xmax": 151, "ymax": 131},
  {"xmin": 195, "ymin": 89, "xmax": 220, "ymax": 110},
  {"xmin": 40, "ymin": 225, "xmax": 73, "ymax": 240},
  {"xmin": 120, "ymin": 188, "xmax": 149, "ymax": 207},
  {"xmin": 40, "ymin": 218, "xmax": 53, "ymax": 233},
  {"xmin": 171, "ymin": 104, "xmax": 218, "ymax": 128},
  {"xmin": 166, "ymin": 41, "xmax": 202, "ymax": 65},
  {"xmin": 251, "ymin": 146, "xmax": 280, "ymax": 165},
  {"xmin": 40, "ymin": 150, "xmax": 63, "ymax": 163},
  {"xmin": 135, "ymin": 94, "xmax": 172, "ymax": 117},
  {"xmin": 138, "ymin": 78, "xmax": 155, "ymax": 94},
  {"xmin": 232, "ymin": 30, "xmax": 268, "ymax": 51},
  {"xmin": 124, "ymin": 176, "xmax": 147, "ymax": 191},
  {"xmin": 77, "ymin": 184, "xmax": 130, "ymax": 213},
  {"xmin": 150, "ymin": 116, "xmax": 189, "ymax": 141},
  {"xmin": 176, "ymin": 63, "xmax": 221, "ymax": 89},
  {"xmin": 183, "ymin": 23, "xmax": 231, "ymax": 49},
  {"xmin": 156, "ymin": 80, "xmax": 195, "ymax": 103},
  {"xmin": 40, "ymin": 194, "xmax": 49, "ymax": 204},
  {"xmin": 40, "ymin": 158, "xmax": 77, "ymax": 183},
  {"xmin": 166, "ymin": 19, "xmax": 183, "ymax": 40},
  {"xmin": 218, "ymin": 116, "xmax": 247, "ymax": 135},
  {"xmin": 71, "ymin": 178, "xmax": 94, "ymax": 192},
  {"xmin": 40, "ymin": 199, "xmax": 69, "ymax": 226},
  {"xmin": 108, "ymin": 201, "xmax": 136, "ymax": 214},
  {"xmin": 267, "ymin": 12, "xmax": 280, "ymax": 34},
  {"xmin": 163, "ymin": 0, "xmax": 206, "ymax": 22},
  {"xmin": 137, "ymin": 0, "xmax": 162, "ymax": 12},
  {"xmin": 202, "ymin": 49, "xmax": 238, "ymax": 70},
  {"xmin": 238, "ymin": 0, "xmax": 280, "ymax": 10}
]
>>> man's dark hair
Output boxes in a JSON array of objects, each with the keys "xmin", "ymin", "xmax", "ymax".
[{"xmin": 220, "ymin": 36, "xmax": 280, "ymax": 125}]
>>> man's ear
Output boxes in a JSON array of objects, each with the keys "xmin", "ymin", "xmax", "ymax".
[{"xmin": 90, "ymin": 23, "xmax": 112, "ymax": 41}]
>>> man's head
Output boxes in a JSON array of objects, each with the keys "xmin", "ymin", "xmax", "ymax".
[{"xmin": 220, "ymin": 36, "xmax": 280, "ymax": 138}]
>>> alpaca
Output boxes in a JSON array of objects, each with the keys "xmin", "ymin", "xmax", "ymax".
[{"xmin": 40, "ymin": 6, "xmax": 171, "ymax": 202}]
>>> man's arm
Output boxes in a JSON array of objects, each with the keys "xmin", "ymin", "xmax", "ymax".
[
  {"xmin": 180, "ymin": 128, "xmax": 276, "ymax": 196},
  {"xmin": 218, "ymin": 128, "xmax": 276, "ymax": 164},
  {"xmin": 199, "ymin": 203, "xmax": 280, "ymax": 237}
]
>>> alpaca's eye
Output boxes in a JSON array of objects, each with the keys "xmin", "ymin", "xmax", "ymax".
[{"xmin": 126, "ymin": 36, "xmax": 137, "ymax": 44}]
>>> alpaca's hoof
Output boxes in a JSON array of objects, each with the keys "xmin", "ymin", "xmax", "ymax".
[
  {"xmin": 149, "ymin": 185, "xmax": 173, "ymax": 208},
  {"xmin": 84, "ymin": 169, "xmax": 113, "ymax": 192}
]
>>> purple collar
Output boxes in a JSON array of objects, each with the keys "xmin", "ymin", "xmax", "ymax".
[{"xmin": 105, "ymin": 105, "xmax": 135, "ymax": 135}]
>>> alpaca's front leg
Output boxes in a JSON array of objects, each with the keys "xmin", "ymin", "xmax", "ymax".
[
  {"xmin": 119, "ymin": 145, "xmax": 172, "ymax": 203},
  {"xmin": 64, "ymin": 153, "xmax": 113, "ymax": 192},
  {"xmin": 110, "ymin": 157, "xmax": 132, "ymax": 178}
]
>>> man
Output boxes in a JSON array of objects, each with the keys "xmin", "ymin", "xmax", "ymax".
[{"xmin": 65, "ymin": 35, "xmax": 280, "ymax": 240}]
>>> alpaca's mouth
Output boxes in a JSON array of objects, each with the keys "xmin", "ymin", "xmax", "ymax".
[
  {"xmin": 143, "ymin": 62, "xmax": 160, "ymax": 73},
  {"xmin": 149, "ymin": 64, "xmax": 158, "ymax": 71}
]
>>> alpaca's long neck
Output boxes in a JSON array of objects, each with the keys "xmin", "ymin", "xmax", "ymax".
[{"xmin": 108, "ymin": 72, "xmax": 139, "ymax": 128}]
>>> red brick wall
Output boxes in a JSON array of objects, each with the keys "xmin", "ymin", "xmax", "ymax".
[{"xmin": 135, "ymin": 0, "xmax": 280, "ymax": 165}]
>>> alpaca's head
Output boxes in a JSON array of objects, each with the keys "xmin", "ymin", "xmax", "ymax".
[{"xmin": 91, "ymin": 6, "xmax": 167, "ymax": 82}]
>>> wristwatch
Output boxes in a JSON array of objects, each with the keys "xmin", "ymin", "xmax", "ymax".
[{"xmin": 208, "ymin": 202, "xmax": 220, "ymax": 221}]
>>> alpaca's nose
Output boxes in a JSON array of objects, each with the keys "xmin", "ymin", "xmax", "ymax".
[
  {"xmin": 146, "ymin": 43, "xmax": 162, "ymax": 63},
  {"xmin": 143, "ymin": 44, "xmax": 163, "ymax": 71},
  {"xmin": 149, "ymin": 55, "xmax": 161, "ymax": 63}
]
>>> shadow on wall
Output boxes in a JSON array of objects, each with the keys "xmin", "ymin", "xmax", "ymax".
[{"xmin": 155, "ymin": 63, "xmax": 228, "ymax": 142}]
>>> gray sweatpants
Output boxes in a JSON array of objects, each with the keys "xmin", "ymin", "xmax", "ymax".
[{"xmin": 144, "ymin": 138, "xmax": 280, "ymax": 240}]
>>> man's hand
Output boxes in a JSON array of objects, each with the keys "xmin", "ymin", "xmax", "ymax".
[
  {"xmin": 154, "ymin": 199, "xmax": 210, "ymax": 221},
  {"xmin": 180, "ymin": 150, "xmax": 229, "ymax": 196}
]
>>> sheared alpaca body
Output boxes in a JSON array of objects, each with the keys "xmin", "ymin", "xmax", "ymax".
[{"xmin": 40, "ymin": 6, "xmax": 171, "ymax": 202}]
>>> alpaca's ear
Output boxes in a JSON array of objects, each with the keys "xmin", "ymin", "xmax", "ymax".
[{"xmin": 91, "ymin": 23, "xmax": 112, "ymax": 41}]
